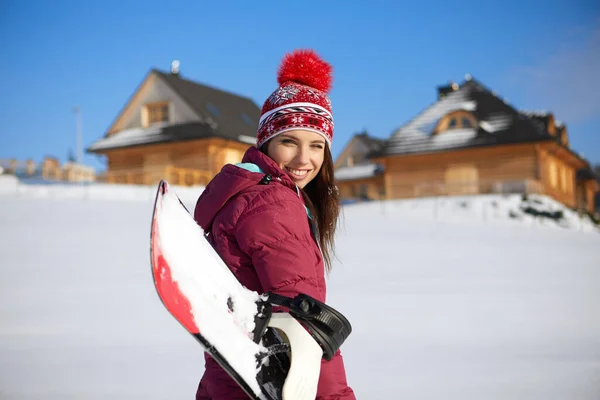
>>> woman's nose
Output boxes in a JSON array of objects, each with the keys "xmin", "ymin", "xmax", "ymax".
[{"xmin": 295, "ymin": 146, "xmax": 311, "ymax": 164}]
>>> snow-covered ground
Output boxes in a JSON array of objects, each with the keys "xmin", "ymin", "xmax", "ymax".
[{"xmin": 1, "ymin": 175, "xmax": 599, "ymax": 399}]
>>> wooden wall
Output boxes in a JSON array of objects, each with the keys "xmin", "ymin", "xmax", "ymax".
[
  {"xmin": 536, "ymin": 143, "xmax": 580, "ymax": 208},
  {"xmin": 367, "ymin": 141, "xmax": 598, "ymax": 213},
  {"xmin": 337, "ymin": 175, "xmax": 385, "ymax": 201},
  {"xmin": 103, "ymin": 138, "xmax": 252, "ymax": 186},
  {"xmin": 377, "ymin": 143, "xmax": 539, "ymax": 199}
]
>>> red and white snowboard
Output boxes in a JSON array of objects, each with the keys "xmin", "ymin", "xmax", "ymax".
[{"xmin": 150, "ymin": 180, "xmax": 323, "ymax": 400}]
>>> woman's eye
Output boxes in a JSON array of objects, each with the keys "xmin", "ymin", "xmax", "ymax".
[
  {"xmin": 312, "ymin": 144, "xmax": 324, "ymax": 149},
  {"xmin": 281, "ymin": 139, "xmax": 296, "ymax": 145}
]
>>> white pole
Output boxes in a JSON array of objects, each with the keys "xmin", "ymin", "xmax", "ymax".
[{"xmin": 74, "ymin": 106, "xmax": 82, "ymax": 164}]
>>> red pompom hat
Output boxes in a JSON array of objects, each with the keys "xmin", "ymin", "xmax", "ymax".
[{"xmin": 256, "ymin": 49, "xmax": 334, "ymax": 149}]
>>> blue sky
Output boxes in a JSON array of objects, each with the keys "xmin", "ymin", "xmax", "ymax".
[{"xmin": 1, "ymin": 0, "xmax": 599, "ymax": 172}]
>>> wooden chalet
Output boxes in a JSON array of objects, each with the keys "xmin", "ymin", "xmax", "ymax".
[
  {"xmin": 87, "ymin": 64, "xmax": 260, "ymax": 186},
  {"xmin": 334, "ymin": 132, "xmax": 386, "ymax": 201},
  {"xmin": 335, "ymin": 76, "xmax": 599, "ymax": 214}
]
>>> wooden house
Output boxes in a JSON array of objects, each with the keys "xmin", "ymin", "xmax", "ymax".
[
  {"xmin": 87, "ymin": 64, "xmax": 260, "ymax": 186},
  {"xmin": 334, "ymin": 132, "xmax": 386, "ymax": 201},
  {"xmin": 336, "ymin": 77, "xmax": 599, "ymax": 214}
]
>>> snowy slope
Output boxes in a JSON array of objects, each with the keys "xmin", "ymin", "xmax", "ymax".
[{"xmin": 0, "ymin": 178, "xmax": 599, "ymax": 399}]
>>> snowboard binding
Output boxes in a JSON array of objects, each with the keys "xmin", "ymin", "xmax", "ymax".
[
  {"xmin": 252, "ymin": 292, "xmax": 352, "ymax": 360},
  {"xmin": 251, "ymin": 292, "xmax": 353, "ymax": 399}
]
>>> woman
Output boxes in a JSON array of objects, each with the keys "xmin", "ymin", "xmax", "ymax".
[{"xmin": 193, "ymin": 49, "xmax": 355, "ymax": 399}]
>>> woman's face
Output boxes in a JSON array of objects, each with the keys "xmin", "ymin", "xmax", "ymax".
[{"xmin": 266, "ymin": 130, "xmax": 326, "ymax": 189}]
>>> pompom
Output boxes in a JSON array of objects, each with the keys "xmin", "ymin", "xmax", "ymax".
[{"xmin": 277, "ymin": 49, "xmax": 333, "ymax": 93}]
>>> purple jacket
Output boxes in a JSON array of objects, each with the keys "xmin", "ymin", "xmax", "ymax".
[{"xmin": 193, "ymin": 146, "xmax": 355, "ymax": 400}]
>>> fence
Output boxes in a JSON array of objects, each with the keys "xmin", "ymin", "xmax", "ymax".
[{"xmin": 407, "ymin": 179, "xmax": 544, "ymax": 198}]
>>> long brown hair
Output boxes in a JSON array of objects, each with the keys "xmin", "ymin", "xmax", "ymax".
[
  {"xmin": 301, "ymin": 146, "xmax": 340, "ymax": 273},
  {"xmin": 261, "ymin": 144, "xmax": 340, "ymax": 272}
]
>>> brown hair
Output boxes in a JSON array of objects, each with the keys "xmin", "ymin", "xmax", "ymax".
[
  {"xmin": 300, "ymin": 146, "xmax": 340, "ymax": 273},
  {"xmin": 260, "ymin": 144, "xmax": 340, "ymax": 273}
]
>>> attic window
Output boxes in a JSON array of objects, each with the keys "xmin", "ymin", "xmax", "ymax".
[
  {"xmin": 206, "ymin": 103, "xmax": 220, "ymax": 117},
  {"xmin": 559, "ymin": 127, "xmax": 569, "ymax": 146},
  {"xmin": 241, "ymin": 113, "xmax": 254, "ymax": 126},
  {"xmin": 433, "ymin": 110, "xmax": 478, "ymax": 134},
  {"xmin": 145, "ymin": 102, "xmax": 169, "ymax": 126}
]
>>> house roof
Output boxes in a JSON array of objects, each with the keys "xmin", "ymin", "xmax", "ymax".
[
  {"xmin": 353, "ymin": 132, "xmax": 386, "ymax": 154},
  {"xmin": 88, "ymin": 69, "xmax": 261, "ymax": 152},
  {"xmin": 87, "ymin": 122, "xmax": 219, "ymax": 152},
  {"xmin": 372, "ymin": 78, "xmax": 558, "ymax": 157},
  {"xmin": 335, "ymin": 163, "xmax": 383, "ymax": 182},
  {"xmin": 154, "ymin": 70, "xmax": 261, "ymax": 142}
]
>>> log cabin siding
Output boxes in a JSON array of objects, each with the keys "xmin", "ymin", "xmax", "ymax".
[
  {"xmin": 337, "ymin": 175, "xmax": 385, "ymax": 200},
  {"xmin": 381, "ymin": 144, "xmax": 539, "ymax": 198},
  {"xmin": 100, "ymin": 138, "xmax": 252, "ymax": 186}
]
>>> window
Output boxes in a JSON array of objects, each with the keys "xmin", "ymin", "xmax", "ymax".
[
  {"xmin": 559, "ymin": 128, "xmax": 569, "ymax": 146},
  {"xmin": 206, "ymin": 103, "xmax": 221, "ymax": 117},
  {"xmin": 433, "ymin": 110, "xmax": 478, "ymax": 134},
  {"xmin": 241, "ymin": 113, "xmax": 255, "ymax": 126},
  {"xmin": 346, "ymin": 156, "xmax": 354, "ymax": 167},
  {"xmin": 548, "ymin": 159, "xmax": 558, "ymax": 189},
  {"xmin": 559, "ymin": 166, "xmax": 572, "ymax": 193},
  {"xmin": 444, "ymin": 164, "xmax": 479, "ymax": 195},
  {"xmin": 145, "ymin": 102, "xmax": 169, "ymax": 125}
]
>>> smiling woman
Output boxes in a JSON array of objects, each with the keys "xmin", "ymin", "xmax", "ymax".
[
  {"xmin": 192, "ymin": 49, "xmax": 355, "ymax": 400},
  {"xmin": 264, "ymin": 130, "xmax": 326, "ymax": 189}
]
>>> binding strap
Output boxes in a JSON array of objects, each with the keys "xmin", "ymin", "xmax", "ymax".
[{"xmin": 264, "ymin": 292, "xmax": 352, "ymax": 360}]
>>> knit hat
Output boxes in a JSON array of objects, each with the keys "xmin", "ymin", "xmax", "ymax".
[{"xmin": 256, "ymin": 49, "xmax": 334, "ymax": 149}]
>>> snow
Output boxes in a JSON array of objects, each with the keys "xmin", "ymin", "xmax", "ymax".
[
  {"xmin": 390, "ymin": 90, "xmax": 476, "ymax": 141},
  {"xmin": 385, "ymin": 90, "xmax": 481, "ymax": 154},
  {"xmin": 87, "ymin": 123, "xmax": 169, "ymax": 151},
  {"xmin": 431, "ymin": 128, "xmax": 477, "ymax": 146},
  {"xmin": 335, "ymin": 163, "xmax": 381, "ymax": 181},
  {"xmin": 238, "ymin": 134, "xmax": 257, "ymax": 145},
  {"xmin": 1, "ymin": 179, "xmax": 599, "ymax": 399},
  {"xmin": 480, "ymin": 113, "xmax": 513, "ymax": 133}
]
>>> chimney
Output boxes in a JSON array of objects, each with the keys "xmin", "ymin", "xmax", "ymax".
[
  {"xmin": 437, "ymin": 81, "xmax": 459, "ymax": 99},
  {"xmin": 171, "ymin": 60, "xmax": 180, "ymax": 77}
]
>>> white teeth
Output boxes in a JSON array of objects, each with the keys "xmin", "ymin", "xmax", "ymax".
[{"xmin": 286, "ymin": 168, "xmax": 308, "ymax": 176}]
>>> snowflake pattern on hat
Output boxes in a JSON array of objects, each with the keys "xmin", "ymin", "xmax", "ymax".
[{"xmin": 267, "ymin": 85, "xmax": 300, "ymax": 106}]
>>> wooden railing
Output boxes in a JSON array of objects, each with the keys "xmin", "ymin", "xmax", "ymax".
[
  {"xmin": 391, "ymin": 179, "xmax": 546, "ymax": 198},
  {"xmin": 105, "ymin": 166, "xmax": 213, "ymax": 186},
  {"xmin": 164, "ymin": 167, "xmax": 213, "ymax": 186}
]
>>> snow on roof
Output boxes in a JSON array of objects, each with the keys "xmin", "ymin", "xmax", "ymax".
[
  {"xmin": 378, "ymin": 79, "xmax": 561, "ymax": 157},
  {"xmin": 520, "ymin": 109, "xmax": 551, "ymax": 117},
  {"xmin": 391, "ymin": 89, "xmax": 477, "ymax": 142},
  {"xmin": 335, "ymin": 163, "xmax": 381, "ymax": 181},
  {"xmin": 479, "ymin": 113, "xmax": 513, "ymax": 133},
  {"xmin": 431, "ymin": 128, "xmax": 477, "ymax": 146},
  {"xmin": 88, "ymin": 123, "xmax": 169, "ymax": 152},
  {"xmin": 237, "ymin": 134, "xmax": 256, "ymax": 145}
]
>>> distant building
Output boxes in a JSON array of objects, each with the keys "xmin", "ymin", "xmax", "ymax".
[
  {"xmin": 334, "ymin": 132, "xmax": 386, "ymax": 201},
  {"xmin": 0, "ymin": 157, "xmax": 95, "ymax": 183},
  {"xmin": 87, "ymin": 63, "xmax": 260, "ymax": 186},
  {"xmin": 335, "ymin": 77, "xmax": 599, "ymax": 214}
]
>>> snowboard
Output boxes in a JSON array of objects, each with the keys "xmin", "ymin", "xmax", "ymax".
[{"xmin": 149, "ymin": 180, "xmax": 324, "ymax": 400}]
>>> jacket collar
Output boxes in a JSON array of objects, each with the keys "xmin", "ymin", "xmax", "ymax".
[
  {"xmin": 241, "ymin": 146, "xmax": 299, "ymax": 194},
  {"xmin": 194, "ymin": 146, "xmax": 303, "ymax": 231}
]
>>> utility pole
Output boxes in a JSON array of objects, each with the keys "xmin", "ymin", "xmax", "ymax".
[{"xmin": 73, "ymin": 106, "xmax": 82, "ymax": 164}]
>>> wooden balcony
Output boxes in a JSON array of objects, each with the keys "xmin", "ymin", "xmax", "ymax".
[{"xmin": 105, "ymin": 166, "xmax": 212, "ymax": 186}]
